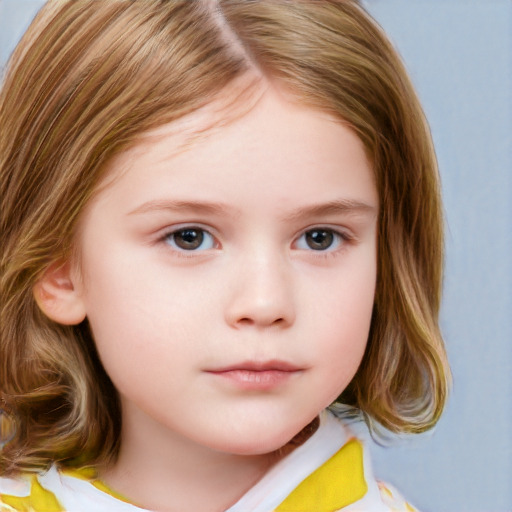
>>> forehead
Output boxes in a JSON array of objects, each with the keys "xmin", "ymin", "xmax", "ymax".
[
  {"xmin": 89, "ymin": 80, "xmax": 377, "ymax": 220},
  {"xmin": 101, "ymin": 75, "xmax": 266, "ymax": 185}
]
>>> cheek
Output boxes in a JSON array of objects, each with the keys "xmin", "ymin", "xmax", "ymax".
[
  {"xmin": 79, "ymin": 256, "xmax": 163, "ymax": 363},
  {"xmin": 310, "ymin": 250, "xmax": 376, "ymax": 328},
  {"xmin": 79, "ymin": 250, "xmax": 218, "ymax": 381},
  {"xmin": 307, "ymin": 255, "xmax": 376, "ymax": 387}
]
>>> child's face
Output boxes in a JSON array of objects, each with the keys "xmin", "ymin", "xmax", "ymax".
[{"xmin": 74, "ymin": 86, "xmax": 378, "ymax": 455}]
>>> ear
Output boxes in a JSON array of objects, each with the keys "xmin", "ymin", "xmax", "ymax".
[{"xmin": 33, "ymin": 261, "xmax": 86, "ymax": 325}]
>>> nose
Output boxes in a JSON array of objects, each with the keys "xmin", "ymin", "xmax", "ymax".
[{"xmin": 224, "ymin": 250, "xmax": 296, "ymax": 330}]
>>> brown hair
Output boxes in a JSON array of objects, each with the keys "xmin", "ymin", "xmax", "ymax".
[{"xmin": 0, "ymin": 0, "xmax": 449, "ymax": 475}]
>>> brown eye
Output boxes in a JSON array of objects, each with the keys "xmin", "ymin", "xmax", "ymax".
[
  {"xmin": 166, "ymin": 228, "xmax": 214, "ymax": 251},
  {"xmin": 304, "ymin": 229, "xmax": 335, "ymax": 250},
  {"xmin": 295, "ymin": 227, "xmax": 344, "ymax": 252}
]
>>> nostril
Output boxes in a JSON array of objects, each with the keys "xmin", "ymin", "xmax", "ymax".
[{"xmin": 235, "ymin": 316, "xmax": 286, "ymax": 327}]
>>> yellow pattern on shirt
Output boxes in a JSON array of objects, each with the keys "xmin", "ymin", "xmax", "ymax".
[
  {"xmin": 0, "ymin": 474, "xmax": 63, "ymax": 512},
  {"xmin": 275, "ymin": 438, "xmax": 367, "ymax": 511}
]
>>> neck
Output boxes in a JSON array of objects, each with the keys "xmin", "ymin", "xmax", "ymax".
[{"xmin": 99, "ymin": 402, "xmax": 284, "ymax": 512}]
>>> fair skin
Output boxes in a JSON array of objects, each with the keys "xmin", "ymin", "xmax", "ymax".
[{"xmin": 39, "ymin": 84, "xmax": 378, "ymax": 511}]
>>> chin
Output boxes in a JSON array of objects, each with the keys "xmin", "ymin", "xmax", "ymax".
[{"xmin": 210, "ymin": 418, "xmax": 319, "ymax": 457}]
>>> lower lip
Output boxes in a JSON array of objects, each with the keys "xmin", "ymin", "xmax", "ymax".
[{"xmin": 207, "ymin": 369, "xmax": 299, "ymax": 390}]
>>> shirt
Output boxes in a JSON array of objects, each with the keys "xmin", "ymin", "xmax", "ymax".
[{"xmin": 0, "ymin": 408, "xmax": 418, "ymax": 511}]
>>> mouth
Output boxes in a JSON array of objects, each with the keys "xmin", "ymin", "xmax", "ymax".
[
  {"xmin": 208, "ymin": 360, "xmax": 303, "ymax": 373},
  {"xmin": 204, "ymin": 360, "xmax": 304, "ymax": 391}
]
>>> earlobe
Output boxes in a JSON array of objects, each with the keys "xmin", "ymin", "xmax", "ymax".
[{"xmin": 33, "ymin": 261, "xmax": 87, "ymax": 325}]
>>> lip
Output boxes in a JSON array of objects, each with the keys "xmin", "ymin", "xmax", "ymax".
[
  {"xmin": 205, "ymin": 360, "xmax": 304, "ymax": 391},
  {"xmin": 207, "ymin": 360, "xmax": 303, "ymax": 373}
]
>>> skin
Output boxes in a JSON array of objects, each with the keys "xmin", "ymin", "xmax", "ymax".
[{"xmin": 69, "ymin": 84, "xmax": 379, "ymax": 511}]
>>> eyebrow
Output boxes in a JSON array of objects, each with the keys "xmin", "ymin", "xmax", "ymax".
[
  {"xmin": 127, "ymin": 198, "xmax": 376, "ymax": 219},
  {"xmin": 127, "ymin": 200, "xmax": 235, "ymax": 217},
  {"xmin": 282, "ymin": 199, "xmax": 377, "ymax": 222}
]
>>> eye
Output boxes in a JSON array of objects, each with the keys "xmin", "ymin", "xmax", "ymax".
[
  {"xmin": 165, "ymin": 227, "xmax": 216, "ymax": 251},
  {"xmin": 295, "ymin": 228, "xmax": 344, "ymax": 251}
]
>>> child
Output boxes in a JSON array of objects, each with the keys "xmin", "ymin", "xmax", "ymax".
[{"xmin": 0, "ymin": 1, "xmax": 450, "ymax": 511}]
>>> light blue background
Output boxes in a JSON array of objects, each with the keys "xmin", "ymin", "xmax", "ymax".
[
  {"xmin": 1, "ymin": 1, "xmax": 511, "ymax": 511},
  {"xmin": 362, "ymin": 2, "xmax": 512, "ymax": 512}
]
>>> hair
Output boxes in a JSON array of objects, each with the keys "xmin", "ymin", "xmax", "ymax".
[{"xmin": 0, "ymin": 0, "xmax": 450, "ymax": 475}]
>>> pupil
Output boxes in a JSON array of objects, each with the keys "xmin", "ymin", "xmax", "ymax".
[
  {"xmin": 175, "ymin": 229, "xmax": 203, "ymax": 249},
  {"xmin": 306, "ymin": 230, "xmax": 333, "ymax": 250}
]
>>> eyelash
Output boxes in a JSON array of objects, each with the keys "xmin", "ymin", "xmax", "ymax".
[
  {"xmin": 294, "ymin": 228, "xmax": 352, "ymax": 254},
  {"xmin": 161, "ymin": 225, "xmax": 218, "ymax": 254},
  {"xmin": 158, "ymin": 225, "xmax": 354, "ymax": 256}
]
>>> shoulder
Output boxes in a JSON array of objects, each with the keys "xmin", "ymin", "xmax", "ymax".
[
  {"xmin": 267, "ymin": 409, "xmax": 420, "ymax": 512},
  {"xmin": 0, "ymin": 467, "xmax": 144, "ymax": 512},
  {"xmin": 0, "ymin": 471, "xmax": 64, "ymax": 512},
  {"xmin": 324, "ymin": 407, "xmax": 421, "ymax": 512}
]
